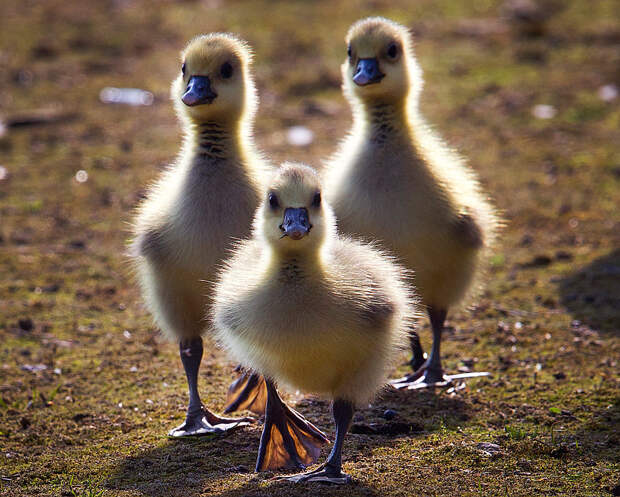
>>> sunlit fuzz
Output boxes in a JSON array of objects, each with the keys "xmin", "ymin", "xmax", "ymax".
[
  {"xmin": 325, "ymin": 17, "xmax": 502, "ymax": 388},
  {"xmin": 212, "ymin": 162, "xmax": 419, "ymax": 483},
  {"xmin": 129, "ymin": 33, "xmax": 269, "ymax": 438}
]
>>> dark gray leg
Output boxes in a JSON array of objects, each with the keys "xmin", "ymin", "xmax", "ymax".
[
  {"xmin": 168, "ymin": 337, "xmax": 252, "ymax": 437},
  {"xmin": 423, "ymin": 307, "xmax": 447, "ymax": 383},
  {"xmin": 283, "ymin": 399, "xmax": 354, "ymax": 484},
  {"xmin": 183, "ymin": 337, "xmax": 204, "ymax": 418},
  {"xmin": 323, "ymin": 399, "xmax": 354, "ymax": 476},
  {"xmin": 255, "ymin": 379, "xmax": 329, "ymax": 471},
  {"xmin": 392, "ymin": 307, "xmax": 490, "ymax": 390},
  {"xmin": 409, "ymin": 329, "xmax": 426, "ymax": 372}
]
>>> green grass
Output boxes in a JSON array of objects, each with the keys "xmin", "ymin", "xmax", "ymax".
[{"xmin": 0, "ymin": 0, "xmax": 619, "ymax": 496}]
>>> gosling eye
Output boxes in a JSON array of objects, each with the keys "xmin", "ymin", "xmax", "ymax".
[
  {"xmin": 347, "ymin": 44, "xmax": 352, "ymax": 59},
  {"xmin": 311, "ymin": 191, "xmax": 321, "ymax": 208},
  {"xmin": 182, "ymin": 62, "xmax": 186, "ymax": 76},
  {"xmin": 268, "ymin": 192, "xmax": 280, "ymax": 209},
  {"xmin": 387, "ymin": 42, "xmax": 398, "ymax": 59},
  {"xmin": 220, "ymin": 61, "xmax": 233, "ymax": 79}
]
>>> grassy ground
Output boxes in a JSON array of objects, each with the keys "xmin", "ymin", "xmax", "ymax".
[{"xmin": 0, "ymin": 0, "xmax": 618, "ymax": 495}]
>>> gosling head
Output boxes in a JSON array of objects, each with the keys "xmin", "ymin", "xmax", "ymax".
[
  {"xmin": 172, "ymin": 33, "xmax": 255, "ymax": 124},
  {"xmin": 258, "ymin": 163, "xmax": 333, "ymax": 255},
  {"xmin": 343, "ymin": 17, "xmax": 422, "ymax": 105}
]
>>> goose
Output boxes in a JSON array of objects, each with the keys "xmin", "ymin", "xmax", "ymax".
[
  {"xmin": 212, "ymin": 163, "xmax": 417, "ymax": 482},
  {"xmin": 130, "ymin": 33, "xmax": 269, "ymax": 436},
  {"xmin": 325, "ymin": 17, "xmax": 500, "ymax": 389}
]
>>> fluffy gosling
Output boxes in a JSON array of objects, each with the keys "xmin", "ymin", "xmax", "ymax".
[
  {"xmin": 131, "ymin": 34, "xmax": 267, "ymax": 437},
  {"xmin": 325, "ymin": 17, "xmax": 500, "ymax": 389},
  {"xmin": 212, "ymin": 163, "xmax": 418, "ymax": 483}
]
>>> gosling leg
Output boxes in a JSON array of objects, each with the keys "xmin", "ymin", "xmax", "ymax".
[
  {"xmin": 408, "ymin": 328, "xmax": 426, "ymax": 371},
  {"xmin": 422, "ymin": 307, "xmax": 448, "ymax": 383},
  {"xmin": 168, "ymin": 337, "xmax": 252, "ymax": 437},
  {"xmin": 255, "ymin": 379, "xmax": 329, "ymax": 472},
  {"xmin": 282, "ymin": 399, "xmax": 354, "ymax": 484},
  {"xmin": 392, "ymin": 308, "xmax": 489, "ymax": 390}
]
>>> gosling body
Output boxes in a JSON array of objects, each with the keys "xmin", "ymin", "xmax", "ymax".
[
  {"xmin": 326, "ymin": 17, "xmax": 500, "ymax": 387},
  {"xmin": 131, "ymin": 34, "xmax": 266, "ymax": 436},
  {"xmin": 213, "ymin": 163, "xmax": 417, "ymax": 482},
  {"xmin": 217, "ymin": 230, "xmax": 411, "ymax": 403}
]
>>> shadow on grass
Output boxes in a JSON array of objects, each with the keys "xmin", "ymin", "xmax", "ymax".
[
  {"xmin": 571, "ymin": 393, "xmax": 620, "ymax": 465},
  {"xmin": 558, "ymin": 249, "xmax": 620, "ymax": 334},
  {"xmin": 105, "ymin": 389, "xmax": 468, "ymax": 496},
  {"xmin": 105, "ymin": 425, "xmax": 261, "ymax": 497},
  {"xmin": 211, "ymin": 478, "xmax": 382, "ymax": 497}
]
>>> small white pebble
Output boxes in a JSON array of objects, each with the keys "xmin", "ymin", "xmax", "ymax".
[
  {"xmin": 0, "ymin": 166, "xmax": 7, "ymax": 181},
  {"xmin": 118, "ymin": 402, "xmax": 123, "ymax": 408},
  {"xmin": 146, "ymin": 399, "xmax": 153, "ymax": 404},
  {"xmin": 532, "ymin": 104, "xmax": 556, "ymax": 119},
  {"xmin": 134, "ymin": 407, "xmax": 139, "ymax": 412},
  {"xmin": 123, "ymin": 330, "xmax": 132, "ymax": 339},
  {"xmin": 53, "ymin": 368, "xmax": 62, "ymax": 375},
  {"xmin": 511, "ymin": 345, "xmax": 517, "ymax": 352},
  {"xmin": 99, "ymin": 87, "xmax": 154, "ymax": 106},
  {"xmin": 129, "ymin": 366, "xmax": 138, "ymax": 372},
  {"xmin": 514, "ymin": 321, "xmax": 523, "ymax": 330},
  {"xmin": 545, "ymin": 333, "xmax": 552, "ymax": 340},
  {"xmin": 536, "ymin": 363, "xmax": 542, "ymax": 371},
  {"xmin": 598, "ymin": 84, "xmax": 618, "ymax": 102},
  {"xmin": 75, "ymin": 170, "xmax": 88, "ymax": 183},
  {"xmin": 162, "ymin": 382, "xmax": 169, "ymax": 387},
  {"xmin": 286, "ymin": 126, "xmax": 314, "ymax": 147}
]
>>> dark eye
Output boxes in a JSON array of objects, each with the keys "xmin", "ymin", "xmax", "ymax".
[
  {"xmin": 387, "ymin": 43, "xmax": 398, "ymax": 59},
  {"xmin": 311, "ymin": 191, "xmax": 321, "ymax": 207},
  {"xmin": 182, "ymin": 62, "xmax": 186, "ymax": 76},
  {"xmin": 268, "ymin": 192, "xmax": 279, "ymax": 209},
  {"xmin": 220, "ymin": 62, "xmax": 233, "ymax": 79},
  {"xmin": 347, "ymin": 44, "xmax": 352, "ymax": 58}
]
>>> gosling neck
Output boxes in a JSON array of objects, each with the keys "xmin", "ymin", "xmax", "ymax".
[
  {"xmin": 358, "ymin": 99, "xmax": 408, "ymax": 145},
  {"xmin": 186, "ymin": 116, "xmax": 246, "ymax": 164},
  {"xmin": 268, "ymin": 246, "xmax": 325, "ymax": 283}
]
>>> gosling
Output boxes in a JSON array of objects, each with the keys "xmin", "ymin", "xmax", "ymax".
[
  {"xmin": 212, "ymin": 163, "xmax": 418, "ymax": 483},
  {"xmin": 325, "ymin": 17, "xmax": 500, "ymax": 389},
  {"xmin": 131, "ymin": 34, "xmax": 267, "ymax": 436}
]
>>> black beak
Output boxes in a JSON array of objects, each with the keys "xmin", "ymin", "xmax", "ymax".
[
  {"xmin": 182, "ymin": 75, "xmax": 217, "ymax": 106},
  {"xmin": 353, "ymin": 58, "xmax": 384, "ymax": 86},
  {"xmin": 280, "ymin": 208, "xmax": 311, "ymax": 241}
]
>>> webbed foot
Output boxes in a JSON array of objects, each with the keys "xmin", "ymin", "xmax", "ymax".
[
  {"xmin": 391, "ymin": 365, "xmax": 490, "ymax": 390},
  {"xmin": 224, "ymin": 369, "xmax": 267, "ymax": 415},
  {"xmin": 168, "ymin": 406, "xmax": 252, "ymax": 437},
  {"xmin": 277, "ymin": 463, "xmax": 352, "ymax": 484},
  {"xmin": 256, "ymin": 382, "xmax": 330, "ymax": 471}
]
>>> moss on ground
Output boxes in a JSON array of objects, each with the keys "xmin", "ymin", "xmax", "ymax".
[{"xmin": 0, "ymin": 0, "xmax": 618, "ymax": 495}]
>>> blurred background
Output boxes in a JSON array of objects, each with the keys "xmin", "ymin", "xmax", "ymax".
[{"xmin": 0, "ymin": 1, "xmax": 618, "ymax": 496}]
